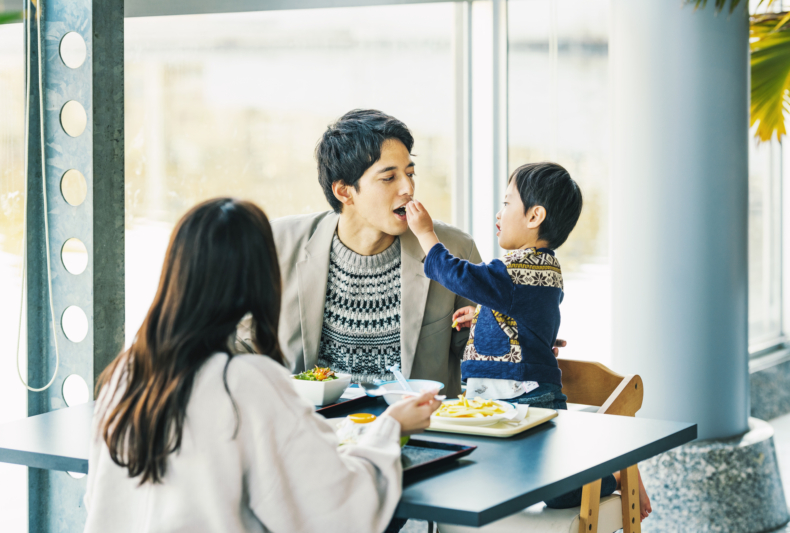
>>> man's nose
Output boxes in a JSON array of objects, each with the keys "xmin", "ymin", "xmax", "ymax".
[{"xmin": 399, "ymin": 174, "xmax": 415, "ymax": 197}]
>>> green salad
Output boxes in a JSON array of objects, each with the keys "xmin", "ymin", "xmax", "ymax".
[{"xmin": 294, "ymin": 366, "xmax": 338, "ymax": 382}]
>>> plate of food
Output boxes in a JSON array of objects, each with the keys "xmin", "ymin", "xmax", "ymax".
[
  {"xmin": 430, "ymin": 396, "xmax": 516, "ymax": 427},
  {"xmin": 291, "ymin": 366, "xmax": 351, "ymax": 406}
]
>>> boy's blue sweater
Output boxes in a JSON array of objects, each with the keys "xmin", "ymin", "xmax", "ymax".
[{"xmin": 423, "ymin": 244, "xmax": 563, "ymax": 386}]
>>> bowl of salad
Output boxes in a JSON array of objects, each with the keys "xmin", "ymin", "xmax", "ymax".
[{"xmin": 291, "ymin": 366, "xmax": 351, "ymax": 406}]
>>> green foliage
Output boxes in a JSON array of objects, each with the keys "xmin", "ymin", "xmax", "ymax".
[
  {"xmin": 690, "ymin": 0, "xmax": 790, "ymax": 142},
  {"xmin": 751, "ymin": 13, "xmax": 790, "ymax": 141},
  {"xmin": 0, "ymin": 11, "xmax": 22, "ymax": 25}
]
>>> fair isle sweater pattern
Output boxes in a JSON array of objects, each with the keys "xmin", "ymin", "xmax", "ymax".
[
  {"xmin": 423, "ymin": 244, "xmax": 563, "ymax": 386},
  {"xmin": 464, "ymin": 248, "xmax": 563, "ymax": 364},
  {"xmin": 317, "ymin": 235, "xmax": 402, "ymax": 384}
]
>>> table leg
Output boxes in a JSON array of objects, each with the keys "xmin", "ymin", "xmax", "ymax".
[{"xmin": 620, "ymin": 465, "xmax": 641, "ymax": 533}]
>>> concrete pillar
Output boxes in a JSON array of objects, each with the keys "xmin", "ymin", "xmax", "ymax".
[
  {"xmin": 26, "ymin": 0, "xmax": 123, "ymax": 531},
  {"xmin": 610, "ymin": 0, "xmax": 750, "ymax": 441}
]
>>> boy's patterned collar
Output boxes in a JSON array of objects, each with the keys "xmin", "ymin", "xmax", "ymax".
[{"xmin": 505, "ymin": 246, "xmax": 555, "ymax": 258}]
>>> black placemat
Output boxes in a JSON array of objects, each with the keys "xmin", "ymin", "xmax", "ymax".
[
  {"xmin": 315, "ymin": 393, "xmax": 378, "ymax": 417},
  {"xmin": 401, "ymin": 439, "xmax": 476, "ymax": 476}
]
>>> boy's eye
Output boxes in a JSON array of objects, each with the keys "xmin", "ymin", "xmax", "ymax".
[{"xmin": 382, "ymin": 176, "xmax": 394, "ymax": 182}]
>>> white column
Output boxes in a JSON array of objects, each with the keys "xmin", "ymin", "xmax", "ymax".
[{"xmin": 610, "ymin": 0, "xmax": 749, "ymax": 440}]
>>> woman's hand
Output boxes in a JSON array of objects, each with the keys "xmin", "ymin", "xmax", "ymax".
[
  {"xmin": 452, "ymin": 306, "xmax": 477, "ymax": 331},
  {"xmin": 383, "ymin": 390, "xmax": 442, "ymax": 436}
]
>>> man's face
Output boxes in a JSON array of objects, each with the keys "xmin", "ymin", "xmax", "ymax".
[{"xmin": 345, "ymin": 139, "xmax": 415, "ymax": 236}]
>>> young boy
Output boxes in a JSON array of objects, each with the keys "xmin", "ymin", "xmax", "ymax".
[{"xmin": 406, "ymin": 162, "xmax": 651, "ymax": 519}]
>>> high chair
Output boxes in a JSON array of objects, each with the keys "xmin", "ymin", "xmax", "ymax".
[{"xmin": 437, "ymin": 359, "xmax": 644, "ymax": 533}]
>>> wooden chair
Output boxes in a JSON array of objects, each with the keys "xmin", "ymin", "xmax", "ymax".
[{"xmin": 438, "ymin": 359, "xmax": 644, "ymax": 533}]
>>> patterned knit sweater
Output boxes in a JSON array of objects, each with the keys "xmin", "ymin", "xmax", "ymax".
[
  {"xmin": 317, "ymin": 234, "xmax": 402, "ymax": 383},
  {"xmin": 423, "ymin": 244, "xmax": 563, "ymax": 386}
]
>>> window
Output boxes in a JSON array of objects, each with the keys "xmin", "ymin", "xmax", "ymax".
[
  {"xmin": 507, "ymin": 0, "xmax": 611, "ymax": 363},
  {"xmin": 0, "ymin": 21, "xmax": 29, "ymax": 533},
  {"xmin": 124, "ymin": 4, "xmax": 456, "ymax": 341},
  {"xmin": 748, "ymin": 135, "xmax": 783, "ymax": 352}
]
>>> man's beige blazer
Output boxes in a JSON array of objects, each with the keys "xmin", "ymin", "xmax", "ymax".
[{"xmin": 237, "ymin": 211, "xmax": 481, "ymax": 398}]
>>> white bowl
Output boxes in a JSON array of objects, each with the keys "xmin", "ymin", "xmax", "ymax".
[
  {"xmin": 430, "ymin": 399, "xmax": 516, "ymax": 427},
  {"xmin": 291, "ymin": 373, "xmax": 352, "ymax": 406},
  {"xmin": 375, "ymin": 379, "xmax": 445, "ymax": 405}
]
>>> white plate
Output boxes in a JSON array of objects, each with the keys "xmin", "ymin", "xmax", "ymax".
[{"xmin": 430, "ymin": 399, "xmax": 516, "ymax": 427}]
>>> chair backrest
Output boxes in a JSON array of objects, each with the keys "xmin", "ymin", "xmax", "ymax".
[{"xmin": 557, "ymin": 359, "xmax": 643, "ymax": 417}]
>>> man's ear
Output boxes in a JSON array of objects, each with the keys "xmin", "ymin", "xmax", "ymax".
[
  {"xmin": 526, "ymin": 205, "xmax": 546, "ymax": 229},
  {"xmin": 332, "ymin": 181, "xmax": 354, "ymax": 209}
]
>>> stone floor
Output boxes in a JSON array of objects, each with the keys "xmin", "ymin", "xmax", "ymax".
[{"xmin": 768, "ymin": 412, "xmax": 790, "ymax": 533}]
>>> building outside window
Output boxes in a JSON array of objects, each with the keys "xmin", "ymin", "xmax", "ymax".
[
  {"xmin": 124, "ymin": 4, "xmax": 456, "ymax": 341},
  {"xmin": 749, "ymin": 135, "xmax": 783, "ymax": 352},
  {"xmin": 508, "ymin": 0, "xmax": 611, "ymax": 363},
  {"xmin": 0, "ymin": 20, "xmax": 28, "ymax": 533}
]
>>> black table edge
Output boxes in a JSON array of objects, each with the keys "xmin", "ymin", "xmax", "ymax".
[{"xmin": 394, "ymin": 422, "xmax": 697, "ymax": 526}]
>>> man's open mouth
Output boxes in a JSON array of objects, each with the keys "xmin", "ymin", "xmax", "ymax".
[{"xmin": 394, "ymin": 207, "xmax": 406, "ymax": 216}]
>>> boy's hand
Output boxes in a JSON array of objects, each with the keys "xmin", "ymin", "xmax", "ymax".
[
  {"xmin": 451, "ymin": 306, "xmax": 477, "ymax": 331},
  {"xmin": 553, "ymin": 338, "xmax": 566, "ymax": 358},
  {"xmin": 406, "ymin": 200, "xmax": 440, "ymax": 255},
  {"xmin": 405, "ymin": 200, "xmax": 434, "ymax": 236}
]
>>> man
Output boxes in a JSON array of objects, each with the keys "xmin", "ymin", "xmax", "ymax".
[{"xmin": 237, "ymin": 109, "xmax": 479, "ymax": 398}]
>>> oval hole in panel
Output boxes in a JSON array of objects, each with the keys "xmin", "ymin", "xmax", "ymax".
[
  {"xmin": 59, "ymin": 32, "xmax": 87, "ymax": 69},
  {"xmin": 61, "ymin": 306, "xmax": 88, "ymax": 343},
  {"xmin": 66, "ymin": 471, "xmax": 86, "ymax": 479},
  {"xmin": 60, "ymin": 100, "xmax": 87, "ymax": 137},
  {"xmin": 61, "ymin": 238, "xmax": 88, "ymax": 275},
  {"xmin": 62, "ymin": 374, "xmax": 89, "ymax": 407},
  {"xmin": 60, "ymin": 169, "xmax": 87, "ymax": 206}
]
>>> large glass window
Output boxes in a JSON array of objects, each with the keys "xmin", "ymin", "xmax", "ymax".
[
  {"xmin": 748, "ymin": 135, "xmax": 783, "ymax": 351},
  {"xmin": 0, "ymin": 21, "xmax": 28, "ymax": 533},
  {"xmin": 124, "ymin": 4, "xmax": 456, "ymax": 341},
  {"xmin": 507, "ymin": 0, "xmax": 611, "ymax": 363}
]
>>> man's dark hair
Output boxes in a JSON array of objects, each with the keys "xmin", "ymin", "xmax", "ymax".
[
  {"xmin": 315, "ymin": 109, "xmax": 414, "ymax": 213},
  {"xmin": 508, "ymin": 162, "xmax": 583, "ymax": 249}
]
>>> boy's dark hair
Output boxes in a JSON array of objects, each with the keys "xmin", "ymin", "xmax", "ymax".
[
  {"xmin": 315, "ymin": 109, "xmax": 414, "ymax": 213},
  {"xmin": 508, "ymin": 162, "xmax": 583, "ymax": 249}
]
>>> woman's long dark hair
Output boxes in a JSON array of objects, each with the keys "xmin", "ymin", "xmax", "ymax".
[{"xmin": 96, "ymin": 198, "xmax": 284, "ymax": 484}]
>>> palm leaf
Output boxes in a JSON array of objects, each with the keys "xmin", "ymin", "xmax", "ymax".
[
  {"xmin": 688, "ymin": 0, "xmax": 749, "ymax": 14},
  {"xmin": 751, "ymin": 14, "xmax": 790, "ymax": 141},
  {"xmin": 0, "ymin": 10, "xmax": 22, "ymax": 24}
]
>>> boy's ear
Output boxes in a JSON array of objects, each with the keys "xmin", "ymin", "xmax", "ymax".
[
  {"xmin": 332, "ymin": 181, "xmax": 354, "ymax": 209},
  {"xmin": 526, "ymin": 205, "xmax": 546, "ymax": 229}
]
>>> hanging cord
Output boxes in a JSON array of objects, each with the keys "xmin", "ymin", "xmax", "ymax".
[{"xmin": 16, "ymin": 0, "xmax": 61, "ymax": 392}]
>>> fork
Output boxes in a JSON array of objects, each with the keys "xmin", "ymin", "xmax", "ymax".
[{"xmin": 359, "ymin": 382, "xmax": 446, "ymax": 401}]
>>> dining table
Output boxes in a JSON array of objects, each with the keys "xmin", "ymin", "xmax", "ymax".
[{"xmin": 0, "ymin": 393, "xmax": 696, "ymax": 528}]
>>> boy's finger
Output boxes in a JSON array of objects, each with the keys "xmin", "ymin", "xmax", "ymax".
[{"xmin": 456, "ymin": 313, "xmax": 475, "ymax": 324}]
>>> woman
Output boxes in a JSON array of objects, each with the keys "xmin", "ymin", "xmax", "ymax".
[{"xmin": 84, "ymin": 198, "xmax": 441, "ymax": 533}]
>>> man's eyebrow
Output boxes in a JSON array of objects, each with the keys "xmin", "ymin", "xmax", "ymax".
[{"xmin": 376, "ymin": 162, "xmax": 416, "ymax": 174}]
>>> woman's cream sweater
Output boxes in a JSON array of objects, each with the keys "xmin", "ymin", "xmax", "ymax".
[{"xmin": 83, "ymin": 353, "xmax": 402, "ymax": 533}]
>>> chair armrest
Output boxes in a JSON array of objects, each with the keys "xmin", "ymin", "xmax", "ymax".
[{"xmin": 597, "ymin": 375, "xmax": 643, "ymax": 417}]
